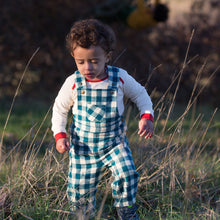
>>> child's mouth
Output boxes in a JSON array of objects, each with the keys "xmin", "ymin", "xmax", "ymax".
[{"xmin": 85, "ymin": 73, "xmax": 93, "ymax": 78}]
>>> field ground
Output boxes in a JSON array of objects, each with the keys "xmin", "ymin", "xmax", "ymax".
[{"xmin": 0, "ymin": 97, "xmax": 219, "ymax": 219}]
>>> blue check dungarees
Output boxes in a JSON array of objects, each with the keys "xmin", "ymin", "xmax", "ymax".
[{"xmin": 67, "ymin": 66, "xmax": 139, "ymax": 212}]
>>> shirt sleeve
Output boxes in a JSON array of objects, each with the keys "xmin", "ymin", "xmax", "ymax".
[
  {"xmin": 119, "ymin": 69, "xmax": 154, "ymax": 119},
  {"xmin": 51, "ymin": 74, "xmax": 75, "ymax": 140}
]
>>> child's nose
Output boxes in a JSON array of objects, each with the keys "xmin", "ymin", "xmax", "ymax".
[{"xmin": 85, "ymin": 62, "xmax": 92, "ymax": 70}]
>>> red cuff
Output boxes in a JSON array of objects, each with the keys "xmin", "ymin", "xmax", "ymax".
[
  {"xmin": 141, "ymin": 113, "xmax": 154, "ymax": 122},
  {"xmin": 54, "ymin": 132, "xmax": 67, "ymax": 142}
]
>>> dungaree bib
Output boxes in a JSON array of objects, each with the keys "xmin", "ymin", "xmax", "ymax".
[
  {"xmin": 70, "ymin": 66, "xmax": 126, "ymax": 155},
  {"xmin": 67, "ymin": 66, "xmax": 139, "ymax": 211}
]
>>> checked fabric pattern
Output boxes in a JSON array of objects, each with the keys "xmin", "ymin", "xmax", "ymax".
[
  {"xmin": 67, "ymin": 138, "xmax": 139, "ymax": 210},
  {"xmin": 70, "ymin": 66, "xmax": 127, "ymax": 155}
]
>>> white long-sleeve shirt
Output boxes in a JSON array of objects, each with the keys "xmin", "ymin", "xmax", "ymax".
[{"xmin": 52, "ymin": 67, "xmax": 154, "ymax": 141}]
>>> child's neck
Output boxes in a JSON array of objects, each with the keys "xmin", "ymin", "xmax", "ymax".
[{"xmin": 86, "ymin": 75, "xmax": 108, "ymax": 82}]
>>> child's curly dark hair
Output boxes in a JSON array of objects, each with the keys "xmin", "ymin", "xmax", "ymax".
[{"xmin": 66, "ymin": 19, "xmax": 116, "ymax": 56}]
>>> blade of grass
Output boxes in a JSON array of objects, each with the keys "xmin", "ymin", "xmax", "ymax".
[{"xmin": 0, "ymin": 47, "xmax": 40, "ymax": 160}]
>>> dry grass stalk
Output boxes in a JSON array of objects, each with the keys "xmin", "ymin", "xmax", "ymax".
[{"xmin": 0, "ymin": 48, "xmax": 40, "ymax": 161}]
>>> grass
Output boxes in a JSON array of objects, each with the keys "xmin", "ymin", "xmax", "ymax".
[
  {"xmin": 0, "ymin": 99, "xmax": 219, "ymax": 220},
  {"xmin": 0, "ymin": 98, "xmax": 52, "ymax": 143},
  {"xmin": 0, "ymin": 38, "xmax": 220, "ymax": 219}
]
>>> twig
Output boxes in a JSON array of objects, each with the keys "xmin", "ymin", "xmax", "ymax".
[
  {"xmin": 49, "ymin": 208, "xmax": 71, "ymax": 214},
  {"xmin": 112, "ymin": 48, "xmax": 127, "ymax": 65},
  {"xmin": 161, "ymin": 29, "xmax": 195, "ymax": 137},
  {"xmin": 96, "ymin": 175, "xmax": 113, "ymax": 219}
]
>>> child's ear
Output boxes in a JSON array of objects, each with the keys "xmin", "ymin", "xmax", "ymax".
[{"xmin": 70, "ymin": 52, "xmax": 74, "ymax": 58}]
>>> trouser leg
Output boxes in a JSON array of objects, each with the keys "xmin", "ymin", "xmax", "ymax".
[
  {"xmin": 67, "ymin": 151, "xmax": 103, "ymax": 218},
  {"xmin": 104, "ymin": 142, "xmax": 139, "ymax": 219}
]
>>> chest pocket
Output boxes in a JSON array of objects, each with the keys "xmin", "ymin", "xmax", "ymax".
[{"xmin": 86, "ymin": 104, "xmax": 106, "ymax": 121}]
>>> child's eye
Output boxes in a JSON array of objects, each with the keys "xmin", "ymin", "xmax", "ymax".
[{"xmin": 91, "ymin": 60, "xmax": 98, "ymax": 64}]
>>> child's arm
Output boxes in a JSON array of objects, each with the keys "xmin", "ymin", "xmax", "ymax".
[
  {"xmin": 51, "ymin": 75, "xmax": 75, "ymax": 153},
  {"xmin": 120, "ymin": 69, "xmax": 154, "ymax": 139}
]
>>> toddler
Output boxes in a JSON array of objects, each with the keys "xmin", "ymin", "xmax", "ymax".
[{"xmin": 52, "ymin": 19, "xmax": 154, "ymax": 219}]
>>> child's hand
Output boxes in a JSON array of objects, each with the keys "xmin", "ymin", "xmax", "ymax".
[
  {"xmin": 138, "ymin": 118, "xmax": 153, "ymax": 139},
  {"xmin": 56, "ymin": 138, "xmax": 70, "ymax": 153}
]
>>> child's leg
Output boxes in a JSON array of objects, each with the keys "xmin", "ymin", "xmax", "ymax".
[
  {"xmin": 67, "ymin": 150, "xmax": 104, "ymax": 217},
  {"xmin": 104, "ymin": 141, "xmax": 139, "ymax": 219}
]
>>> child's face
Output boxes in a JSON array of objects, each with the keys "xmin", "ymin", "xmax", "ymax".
[{"xmin": 72, "ymin": 45, "xmax": 109, "ymax": 81}]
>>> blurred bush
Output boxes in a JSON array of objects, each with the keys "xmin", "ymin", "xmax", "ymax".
[{"xmin": 0, "ymin": 0, "xmax": 219, "ymax": 105}]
